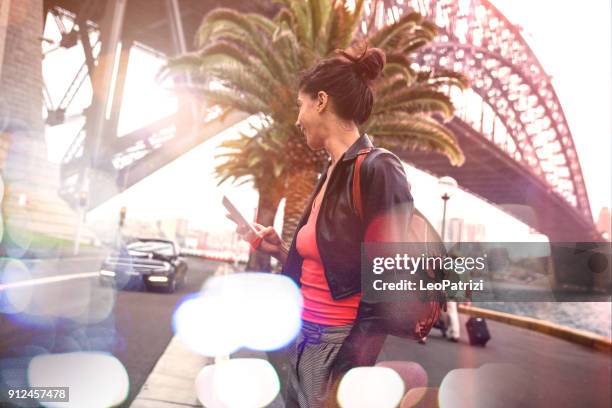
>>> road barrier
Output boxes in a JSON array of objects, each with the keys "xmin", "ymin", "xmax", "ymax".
[
  {"xmin": 458, "ymin": 304, "xmax": 612, "ymax": 354},
  {"xmin": 180, "ymin": 248, "xmax": 248, "ymax": 264}
]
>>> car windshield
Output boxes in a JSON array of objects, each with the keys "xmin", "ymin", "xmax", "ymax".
[{"xmin": 126, "ymin": 240, "xmax": 175, "ymax": 257}]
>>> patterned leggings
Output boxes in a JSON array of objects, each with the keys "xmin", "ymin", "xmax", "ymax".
[{"xmin": 284, "ymin": 320, "xmax": 353, "ymax": 408}]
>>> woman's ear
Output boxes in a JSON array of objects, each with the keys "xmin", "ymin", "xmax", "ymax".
[{"xmin": 317, "ymin": 91, "xmax": 328, "ymax": 113}]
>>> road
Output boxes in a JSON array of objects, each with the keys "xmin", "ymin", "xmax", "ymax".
[
  {"xmin": 0, "ymin": 255, "xmax": 220, "ymax": 407},
  {"xmin": 378, "ymin": 316, "xmax": 611, "ymax": 407},
  {"xmin": 2, "ymin": 256, "xmax": 611, "ymax": 408}
]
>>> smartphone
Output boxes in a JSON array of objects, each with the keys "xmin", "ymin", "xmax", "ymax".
[{"xmin": 222, "ymin": 195, "xmax": 260, "ymax": 236}]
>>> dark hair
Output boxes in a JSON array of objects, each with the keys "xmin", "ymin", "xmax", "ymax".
[{"xmin": 298, "ymin": 45, "xmax": 386, "ymax": 125}]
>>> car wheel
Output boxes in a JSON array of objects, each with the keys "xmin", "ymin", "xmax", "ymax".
[
  {"xmin": 99, "ymin": 277, "xmax": 115, "ymax": 288},
  {"xmin": 165, "ymin": 278, "xmax": 176, "ymax": 293}
]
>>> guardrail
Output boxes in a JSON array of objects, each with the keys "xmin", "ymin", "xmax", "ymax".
[{"xmin": 458, "ymin": 304, "xmax": 612, "ymax": 354}]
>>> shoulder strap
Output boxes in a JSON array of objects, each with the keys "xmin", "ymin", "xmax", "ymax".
[{"xmin": 352, "ymin": 147, "xmax": 373, "ymax": 221}]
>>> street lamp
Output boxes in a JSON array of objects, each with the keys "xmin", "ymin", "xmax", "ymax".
[
  {"xmin": 438, "ymin": 176, "xmax": 458, "ymax": 242},
  {"xmin": 73, "ymin": 189, "xmax": 88, "ymax": 255}
]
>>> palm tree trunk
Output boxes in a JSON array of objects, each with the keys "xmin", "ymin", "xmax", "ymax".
[
  {"xmin": 281, "ymin": 168, "xmax": 319, "ymax": 244},
  {"xmin": 246, "ymin": 184, "xmax": 283, "ymax": 272}
]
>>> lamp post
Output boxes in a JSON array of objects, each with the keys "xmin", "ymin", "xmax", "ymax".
[
  {"xmin": 438, "ymin": 176, "xmax": 458, "ymax": 242},
  {"xmin": 116, "ymin": 206, "xmax": 127, "ymax": 248},
  {"xmin": 73, "ymin": 189, "xmax": 88, "ymax": 255}
]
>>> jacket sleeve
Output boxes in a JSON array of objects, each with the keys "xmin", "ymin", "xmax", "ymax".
[
  {"xmin": 361, "ymin": 150, "xmax": 414, "ymax": 243},
  {"xmin": 329, "ymin": 151, "xmax": 414, "ymax": 384}
]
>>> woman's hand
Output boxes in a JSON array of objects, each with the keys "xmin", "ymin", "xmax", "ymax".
[{"xmin": 226, "ymin": 214, "xmax": 288, "ymax": 264}]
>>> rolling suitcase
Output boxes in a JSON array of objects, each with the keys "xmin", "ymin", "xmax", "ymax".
[{"xmin": 466, "ymin": 317, "xmax": 490, "ymax": 346}]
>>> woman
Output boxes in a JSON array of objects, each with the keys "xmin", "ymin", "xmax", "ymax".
[{"xmin": 231, "ymin": 45, "xmax": 414, "ymax": 407}]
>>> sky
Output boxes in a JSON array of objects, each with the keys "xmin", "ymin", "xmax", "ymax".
[{"xmin": 42, "ymin": 1, "xmax": 611, "ymax": 240}]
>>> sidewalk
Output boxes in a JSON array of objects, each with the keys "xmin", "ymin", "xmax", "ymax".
[
  {"xmin": 128, "ymin": 336, "xmax": 209, "ymax": 408},
  {"xmin": 129, "ymin": 338, "xmax": 286, "ymax": 408}
]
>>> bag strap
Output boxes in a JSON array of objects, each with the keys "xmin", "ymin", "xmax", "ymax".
[{"xmin": 352, "ymin": 147, "xmax": 373, "ymax": 221}]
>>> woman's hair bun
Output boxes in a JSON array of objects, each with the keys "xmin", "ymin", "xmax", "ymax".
[
  {"xmin": 353, "ymin": 47, "xmax": 386, "ymax": 82},
  {"xmin": 335, "ymin": 45, "xmax": 386, "ymax": 84}
]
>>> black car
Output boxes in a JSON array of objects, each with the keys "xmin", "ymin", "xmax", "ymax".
[{"xmin": 99, "ymin": 238, "xmax": 188, "ymax": 293}]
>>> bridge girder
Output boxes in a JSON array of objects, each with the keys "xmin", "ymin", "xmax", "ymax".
[{"xmin": 45, "ymin": 0, "xmax": 279, "ymax": 209}]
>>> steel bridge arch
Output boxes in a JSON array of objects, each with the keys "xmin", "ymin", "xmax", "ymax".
[{"xmin": 364, "ymin": 0, "xmax": 592, "ymax": 225}]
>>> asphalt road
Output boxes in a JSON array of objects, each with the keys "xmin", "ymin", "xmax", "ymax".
[
  {"xmin": 1, "ymin": 256, "xmax": 610, "ymax": 408},
  {"xmin": 0, "ymin": 255, "xmax": 221, "ymax": 408},
  {"xmin": 237, "ymin": 313, "xmax": 611, "ymax": 408},
  {"xmin": 378, "ymin": 316, "xmax": 612, "ymax": 408}
]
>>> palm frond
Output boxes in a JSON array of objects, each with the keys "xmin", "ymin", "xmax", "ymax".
[
  {"xmin": 196, "ymin": 8, "xmax": 253, "ymax": 46},
  {"xmin": 199, "ymin": 88, "xmax": 268, "ymax": 114},
  {"xmin": 283, "ymin": 0, "xmax": 313, "ymax": 48},
  {"xmin": 366, "ymin": 115, "xmax": 465, "ymax": 166},
  {"xmin": 416, "ymin": 68, "xmax": 470, "ymax": 90},
  {"xmin": 206, "ymin": 65, "xmax": 279, "ymax": 108},
  {"xmin": 328, "ymin": 0, "xmax": 363, "ymax": 51},
  {"xmin": 195, "ymin": 9, "xmax": 292, "ymax": 85},
  {"xmin": 375, "ymin": 88, "xmax": 455, "ymax": 120},
  {"xmin": 368, "ymin": 12, "xmax": 422, "ymax": 50},
  {"xmin": 383, "ymin": 52, "xmax": 417, "ymax": 83},
  {"xmin": 397, "ymin": 35, "xmax": 430, "ymax": 55}
]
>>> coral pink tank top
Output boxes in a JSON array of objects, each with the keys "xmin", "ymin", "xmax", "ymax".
[{"xmin": 296, "ymin": 185, "xmax": 361, "ymax": 326}]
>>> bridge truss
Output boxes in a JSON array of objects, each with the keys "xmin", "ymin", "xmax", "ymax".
[{"xmin": 361, "ymin": 0, "xmax": 594, "ymax": 235}]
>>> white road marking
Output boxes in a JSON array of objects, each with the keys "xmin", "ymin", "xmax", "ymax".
[
  {"xmin": 0, "ymin": 271, "xmax": 100, "ymax": 291},
  {"xmin": 20, "ymin": 256, "xmax": 105, "ymax": 263}
]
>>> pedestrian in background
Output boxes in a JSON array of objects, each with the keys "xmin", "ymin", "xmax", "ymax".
[{"xmin": 444, "ymin": 301, "xmax": 461, "ymax": 342}]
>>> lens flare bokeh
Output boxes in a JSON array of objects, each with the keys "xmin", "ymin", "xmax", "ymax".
[
  {"xmin": 173, "ymin": 272, "xmax": 302, "ymax": 357},
  {"xmin": 195, "ymin": 358, "xmax": 280, "ymax": 408},
  {"xmin": 0, "ymin": 258, "xmax": 33, "ymax": 314},
  {"xmin": 337, "ymin": 366, "xmax": 405, "ymax": 408},
  {"xmin": 439, "ymin": 364, "xmax": 531, "ymax": 408},
  {"xmin": 27, "ymin": 351, "xmax": 129, "ymax": 408}
]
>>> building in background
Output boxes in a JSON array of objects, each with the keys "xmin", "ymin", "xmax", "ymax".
[
  {"xmin": 448, "ymin": 218, "xmax": 464, "ymax": 242},
  {"xmin": 447, "ymin": 217, "xmax": 487, "ymax": 242},
  {"xmin": 465, "ymin": 223, "xmax": 486, "ymax": 242},
  {"xmin": 597, "ymin": 207, "xmax": 611, "ymax": 241},
  {"xmin": 155, "ymin": 218, "xmax": 189, "ymax": 245}
]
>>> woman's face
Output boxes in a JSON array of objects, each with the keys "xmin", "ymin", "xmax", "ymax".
[{"xmin": 295, "ymin": 90, "xmax": 328, "ymax": 150}]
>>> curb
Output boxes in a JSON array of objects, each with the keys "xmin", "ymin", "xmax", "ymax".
[
  {"xmin": 458, "ymin": 304, "xmax": 612, "ymax": 354},
  {"xmin": 130, "ymin": 263, "xmax": 238, "ymax": 407}
]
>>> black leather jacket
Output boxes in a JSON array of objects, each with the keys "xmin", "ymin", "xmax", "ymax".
[
  {"xmin": 281, "ymin": 134, "xmax": 414, "ymax": 380},
  {"xmin": 282, "ymin": 133, "xmax": 414, "ymax": 299}
]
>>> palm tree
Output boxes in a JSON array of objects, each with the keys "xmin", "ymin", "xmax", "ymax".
[{"xmin": 164, "ymin": 0, "xmax": 467, "ymax": 270}]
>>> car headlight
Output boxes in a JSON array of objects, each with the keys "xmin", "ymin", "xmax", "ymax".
[
  {"xmin": 100, "ymin": 269, "xmax": 116, "ymax": 277},
  {"xmin": 147, "ymin": 276, "xmax": 169, "ymax": 282}
]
